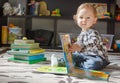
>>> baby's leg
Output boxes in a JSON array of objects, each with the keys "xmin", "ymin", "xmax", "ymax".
[
  {"xmin": 72, "ymin": 52, "xmax": 87, "ymax": 68},
  {"xmin": 82, "ymin": 55, "xmax": 104, "ymax": 70}
]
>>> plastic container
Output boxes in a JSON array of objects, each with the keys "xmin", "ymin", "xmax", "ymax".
[
  {"xmin": 101, "ymin": 34, "xmax": 114, "ymax": 50},
  {"xmin": 116, "ymin": 40, "xmax": 120, "ymax": 49}
]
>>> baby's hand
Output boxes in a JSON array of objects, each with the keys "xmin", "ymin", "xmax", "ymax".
[{"xmin": 69, "ymin": 43, "xmax": 81, "ymax": 52}]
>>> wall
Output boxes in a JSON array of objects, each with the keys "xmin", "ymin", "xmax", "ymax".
[
  {"xmin": 117, "ymin": 0, "xmax": 120, "ymax": 7},
  {"xmin": 115, "ymin": 0, "xmax": 120, "ymax": 40}
]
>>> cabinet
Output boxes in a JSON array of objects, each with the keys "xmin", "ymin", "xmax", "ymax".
[{"xmin": 0, "ymin": 0, "xmax": 118, "ymax": 49}]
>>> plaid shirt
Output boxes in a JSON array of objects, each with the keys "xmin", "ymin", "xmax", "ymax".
[{"xmin": 76, "ymin": 29, "xmax": 108, "ymax": 61}]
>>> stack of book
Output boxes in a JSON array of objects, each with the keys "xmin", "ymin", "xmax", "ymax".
[{"xmin": 7, "ymin": 39, "xmax": 47, "ymax": 64}]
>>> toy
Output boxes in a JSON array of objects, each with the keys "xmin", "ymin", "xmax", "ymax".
[
  {"xmin": 51, "ymin": 8, "xmax": 61, "ymax": 16},
  {"xmin": 51, "ymin": 54, "xmax": 58, "ymax": 67},
  {"xmin": 16, "ymin": 4, "xmax": 22, "ymax": 16},
  {"xmin": 116, "ymin": 14, "xmax": 120, "ymax": 21},
  {"xmin": 22, "ymin": 37, "xmax": 28, "ymax": 40},
  {"xmin": 28, "ymin": 0, "xmax": 36, "ymax": 15},
  {"xmin": 3, "ymin": 2, "xmax": 13, "ymax": 16},
  {"xmin": 39, "ymin": 1, "xmax": 50, "ymax": 16},
  {"xmin": 34, "ymin": 2, "xmax": 39, "ymax": 15},
  {"xmin": 28, "ymin": 0, "xmax": 39, "ymax": 16},
  {"xmin": 3, "ymin": 2, "xmax": 24, "ymax": 16}
]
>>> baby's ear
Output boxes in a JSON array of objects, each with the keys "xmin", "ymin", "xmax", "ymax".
[
  {"xmin": 73, "ymin": 15, "xmax": 77, "ymax": 24},
  {"xmin": 94, "ymin": 17, "xmax": 98, "ymax": 24},
  {"xmin": 73, "ymin": 15, "xmax": 76, "ymax": 20}
]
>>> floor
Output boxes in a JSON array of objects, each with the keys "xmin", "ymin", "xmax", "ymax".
[{"xmin": 0, "ymin": 48, "xmax": 120, "ymax": 83}]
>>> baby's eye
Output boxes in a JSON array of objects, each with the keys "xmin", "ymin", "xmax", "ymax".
[
  {"xmin": 86, "ymin": 17, "xmax": 90, "ymax": 19},
  {"xmin": 79, "ymin": 17, "xmax": 83, "ymax": 19}
]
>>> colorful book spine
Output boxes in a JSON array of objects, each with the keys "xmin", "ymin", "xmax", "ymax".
[
  {"xmin": 14, "ymin": 54, "xmax": 45, "ymax": 60},
  {"xmin": 8, "ymin": 57, "xmax": 46, "ymax": 64},
  {"xmin": 28, "ymin": 49, "xmax": 45, "ymax": 53},
  {"xmin": 11, "ymin": 43, "xmax": 40, "ymax": 50},
  {"xmin": 14, "ymin": 39, "xmax": 35, "ymax": 44},
  {"xmin": 7, "ymin": 49, "xmax": 45, "ymax": 54},
  {"xmin": 1, "ymin": 26, "xmax": 8, "ymax": 44}
]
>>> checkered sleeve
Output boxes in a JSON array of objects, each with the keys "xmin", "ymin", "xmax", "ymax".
[{"xmin": 76, "ymin": 30, "xmax": 102, "ymax": 51}]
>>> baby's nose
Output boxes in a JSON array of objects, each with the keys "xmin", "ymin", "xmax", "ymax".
[
  {"xmin": 82, "ymin": 19, "xmax": 86, "ymax": 24},
  {"xmin": 82, "ymin": 18, "xmax": 86, "ymax": 22}
]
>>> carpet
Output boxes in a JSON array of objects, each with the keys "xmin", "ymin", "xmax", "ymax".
[{"xmin": 0, "ymin": 49, "xmax": 120, "ymax": 83}]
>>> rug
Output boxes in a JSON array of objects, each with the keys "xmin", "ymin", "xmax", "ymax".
[{"xmin": 0, "ymin": 49, "xmax": 120, "ymax": 83}]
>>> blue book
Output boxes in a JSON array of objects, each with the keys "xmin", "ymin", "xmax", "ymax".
[
  {"xmin": 14, "ymin": 53, "xmax": 45, "ymax": 60},
  {"xmin": 8, "ymin": 57, "xmax": 46, "ymax": 64}
]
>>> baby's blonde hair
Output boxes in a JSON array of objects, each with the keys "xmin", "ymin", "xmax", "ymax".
[
  {"xmin": 73, "ymin": 3, "xmax": 97, "ymax": 21},
  {"xmin": 76, "ymin": 3, "xmax": 97, "ymax": 17}
]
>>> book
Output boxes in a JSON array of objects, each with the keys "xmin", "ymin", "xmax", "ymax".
[
  {"xmin": 14, "ymin": 39, "xmax": 35, "ymax": 44},
  {"xmin": 27, "ymin": 49, "xmax": 45, "ymax": 53},
  {"xmin": 90, "ymin": 3, "xmax": 108, "ymax": 19},
  {"xmin": 14, "ymin": 53, "xmax": 45, "ymax": 56},
  {"xmin": 7, "ymin": 49, "xmax": 45, "ymax": 54},
  {"xmin": 11, "ymin": 43, "xmax": 40, "ymax": 50},
  {"xmin": 60, "ymin": 34, "xmax": 109, "ymax": 81},
  {"xmin": 1, "ymin": 26, "xmax": 8, "ymax": 44},
  {"xmin": 14, "ymin": 54, "xmax": 45, "ymax": 60},
  {"xmin": 8, "ymin": 27, "xmax": 22, "ymax": 44},
  {"xmin": 36, "ymin": 66, "xmax": 67, "ymax": 75},
  {"xmin": 8, "ymin": 57, "xmax": 47, "ymax": 64}
]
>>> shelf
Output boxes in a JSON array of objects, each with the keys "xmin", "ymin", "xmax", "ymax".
[
  {"xmin": 0, "ymin": 44, "xmax": 10, "ymax": 47},
  {"xmin": 115, "ymin": 20, "xmax": 120, "ymax": 22},
  {"xmin": 4, "ymin": 16, "xmax": 73, "ymax": 19},
  {"xmin": 3, "ymin": 16, "xmax": 118, "ymax": 21},
  {"xmin": 0, "ymin": 0, "xmax": 117, "ymax": 49}
]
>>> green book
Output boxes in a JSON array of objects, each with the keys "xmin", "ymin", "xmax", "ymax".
[
  {"xmin": 8, "ymin": 57, "xmax": 46, "ymax": 64},
  {"xmin": 7, "ymin": 48, "xmax": 45, "ymax": 54},
  {"xmin": 11, "ymin": 43, "xmax": 40, "ymax": 50}
]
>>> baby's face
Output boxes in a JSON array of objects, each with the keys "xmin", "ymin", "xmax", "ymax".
[{"xmin": 76, "ymin": 8, "xmax": 97, "ymax": 31}]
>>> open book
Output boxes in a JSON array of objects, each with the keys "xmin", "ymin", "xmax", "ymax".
[{"xmin": 35, "ymin": 34, "xmax": 109, "ymax": 80}]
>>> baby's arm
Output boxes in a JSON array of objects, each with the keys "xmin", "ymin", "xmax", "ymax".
[
  {"xmin": 76, "ymin": 31, "xmax": 101, "ymax": 51},
  {"xmin": 69, "ymin": 43, "xmax": 82, "ymax": 52}
]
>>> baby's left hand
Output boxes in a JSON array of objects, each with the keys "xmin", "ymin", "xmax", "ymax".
[{"xmin": 69, "ymin": 43, "xmax": 81, "ymax": 52}]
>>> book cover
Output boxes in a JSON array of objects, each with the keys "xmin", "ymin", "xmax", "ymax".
[
  {"xmin": 7, "ymin": 49, "xmax": 45, "ymax": 54},
  {"xmin": 11, "ymin": 43, "xmax": 40, "ymax": 50},
  {"xmin": 8, "ymin": 57, "xmax": 46, "ymax": 64},
  {"xmin": 28, "ymin": 49, "xmax": 45, "ymax": 54},
  {"xmin": 59, "ymin": 34, "xmax": 72, "ymax": 73},
  {"xmin": 60, "ymin": 34, "xmax": 109, "ymax": 80},
  {"xmin": 8, "ymin": 27, "xmax": 22, "ymax": 44},
  {"xmin": 90, "ymin": 3, "xmax": 108, "ymax": 19},
  {"xmin": 14, "ymin": 39, "xmax": 35, "ymax": 44},
  {"xmin": 14, "ymin": 54, "xmax": 45, "ymax": 60},
  {"xmin": 36, "ymin": 66, "xmax": 67, "ymax": 75}
]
